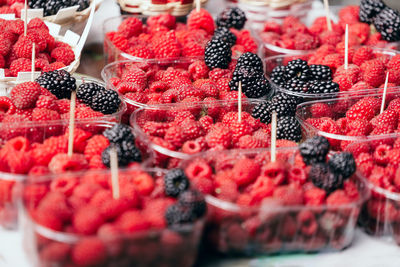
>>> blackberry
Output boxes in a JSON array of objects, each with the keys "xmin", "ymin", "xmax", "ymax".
[
  {"xmin": 309, "ymin": 65, "xmax": 332, "ymax": 81},
  {"xmin": 328, "ymin": 152, "xmax": 356, "ymax": 179},
  {"xmin": 164, "ymin": 169, "xmax": 190, "ymax": 197},
  {"xmin": 235, "ymin": 52, "xmax": 264, "ymax": 73},
  {"xmin": 165, "ymin": 204, "xmax": 196, "ymax": 226},
  {"xmin": 310, "ymin": 163, "xmax": 343, "ymax": 194},
  {"xmin": 359, "ymin": 0, "xmax": 386, "ymax": 24},
  {"xmin": 91, "ymin": 89, "xmax": 121, "ymax": 114},
  {"xmin": 229, "ymin": 68, "xmax": 271, "ymax": 98},
  {"xmin": 255, "ymin": 94, "xmax": 298, "ymax": 124},
  {"xmin": 308, "ymin": 80, "xmax": 340, "ymax": 95},
  {"xmin": 373, "ymin": 7, "xmax": 400, "ymax": 42},
  {"xmin": 276, "ymin": 116, "xmax": 302, "ymax": 142},
  {"xmin": 284, "ymin": 78, "xmax": 310, "ymax": 93},
  {"xmin": 285, "ymin": 59, "xmax": 311, "ymax": 81},
  {"xmin": 101, "ymin": 141, "xmax": 142, "ymax": 167},
  {"xmin": 76, "ymin": 82, "xmax": 102, "ymax": 106},
  {"xmin": 299, "ymin": 136, "xmax": 330, "ymax": 165},
  {"xmin": 252, "ymin": 101, "xmax": 271, "ymax": 124},
  {"xmin": 204, "ymin": 38, "xmax": 232, "ymax": 69},
  {"xmin": 213, "ymin": 27, "xmax": 237, "ymax": 47},
  {"xmin": 270, "ymin": 66, "xmax": 288, "ymax": 87},
  {"xmin": 178, "ymin": 190, "xmax": 206, "ymax": 219},
  {"xmin": 103, "ymin": 124, "xmax": 135, "ymax": 144},
  {"xmin": 73, "ymin": 0, "xmax": 90, "ymax": 11},
  {"xmin": 36, "ymin": 70, "xmax": 76, "ymax": 99},
  {"xmin": 216, "ymin": 7, "xmax": 247, "ymax": 30},
  {"xmin": 44, "ymin": 0, "xmax": 71, "ymax": 16}
]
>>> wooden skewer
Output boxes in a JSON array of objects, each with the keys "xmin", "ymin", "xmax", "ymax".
[
  {"xmin": 323, "ymin": 0, "xmax": 332, "ymax": 32},
  {"xmin": 195, "ymin": 0, "xmax": 201, "ymax": 12},
  {"xmin": 238, "ymin": 81, "xmax": 242, "ymax": 123},
  {"xmin": 380, "ymin": 72, "xmax": 390, "ymax": 114},
  {"xmin": 67, "ymin": 91, "xmax": 76, "ymax": 157},
  {"xmin": 270, "ymin": 111, "xmax": 277, "ymax": 163},
  {"xmin": 31, "ymin": 43, "xmax": 35, "ymax": 82},
  {"xmin": 344, "ymin": 24, "xmax": 349, "ymax": 70},
  {"xmin": 24, "ymin": 0, "xmax": 28, "ymax": 36},
  {"xmin": 110, "ymin": 146, "xmax": 120, "ymax": 200}
]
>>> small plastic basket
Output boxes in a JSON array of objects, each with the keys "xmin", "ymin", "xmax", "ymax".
[{"xmin": 118, "ymin": 0, "xmax": 208, "ymax": 16}]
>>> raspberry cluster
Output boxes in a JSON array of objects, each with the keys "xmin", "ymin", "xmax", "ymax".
[
  {"xmin": 260, "ymin": 5, "xmax": 392, "ymax": 54},
  {"xmin": 0, "ymin": 18, "xmax": 75, "ymax": 76},
  {"xmin": 183, "ymin": 136, "xmax": 360, "ymax": 253},
  {"xmin": 0, "ymin": 0, "xmax": 24, "ymax": 17},
  {"xmin": 104, "ymin": 8, "xmax": 257, "ymax": 61},
  {"xmin": 23, "ymin": 166, "xmax": 205, "ymax": 267},
  {"xmin": 134, "ymin": 101, "xmax": 298, "ymax": 168}
]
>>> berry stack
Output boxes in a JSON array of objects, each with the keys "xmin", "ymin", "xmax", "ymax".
[
  {"xmin": 181, "ymin": 136, "xmax": 366, "ymax": 254},
  {"xmin": 104, "ymin": 7, "xmax": 257, "ymax": 63},
  {"xmin": 23, "ymin": 167, "xmax": 205, "ymax": 267}
]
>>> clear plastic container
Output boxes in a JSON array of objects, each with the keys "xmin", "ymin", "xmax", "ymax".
[
  {"xmin": 23, "ymin": 168, "xmax": 205, "ymax": 267},
  {"xmin": 296, "ymin": 90, "xmax": 400, "ymax": 151},
  {"xmin": 180, "ymin": 148, "xmax": 370, "ymax": 255},
  {"xmin": 264, "ymin": 48, "xmax": 400, "ymax": 102},
  {"xmin": 130, "ymin": 99, "xmax": 268, "ymax": 168},
  {"xmin": 0, "ymin": 120, "xmax": 153, "ymax": 230},
  {"xmin": 344, "ymin": 135, "xmax": 400, "ymax": 244}
]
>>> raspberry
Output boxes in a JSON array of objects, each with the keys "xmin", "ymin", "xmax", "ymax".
[
  {"xmin": 339, "ymin": 5, "xmax": 360, "ymax": 25},
  {"xmin": 151, "ymin": 32, "xmax": 181, "ymax": 59},
  {"xmin": 13, "ymin": 35, "xmax": 39, "ymax": 59},
  {"xmin": 31, "ymin": 136, "xmax": 68, "ymax": 166},
  {"xmin": 182, "ymin": 41, "xmax": 205, "ymax": 57},
  {"xmin": 322, "ymin": 53, "xmax": 344, "ymax": 72},
  {"xmin": 180, "ymin": 119, "xmax": 205, "ymax": 141},
  {"xmin": 346, "ymin": 97, "xmax": 380, "ymax": 121},
  {"xmin": 116, "ymin": 210, "xmax": 150, "ymax": 232},
  {"xmin": 228, "ymin": 120, "xmax": 253, "ymax": 143},
  {"xmin": 205, "ymin": 123, "xmax": 232, "ymax": 149},
  {"xmin": 32, "ymin": 108, "xmax": 60, "ymax": 121},
  {"xmin": 72, "ymin": 238, "xmax": 107, "ymax": 267},
  {"xmin": 82, "ymin": 135, "xmax": 109, "ymax": 160},
  {"xmin": 36, "ymin": 192, "xmax": 72, "ymax": 223},
  {"xmin": 143, "ymin": 198, "xmax": 174, "ymax": 228},
  {"xmin": 346, "ymin": 119, "xmax": 372, "ymax": 136},
  {"xmin": 361, "ymin": 59, "xmax": 386, "ymax": 87},
  {"xmin": 48, "ymin": 153, "xmax": 88, "ymax": 174},
  {"xmin": 117, "ymin": 17, "xmax": 143, "ymax": 39},
  {"xmin": 335, "ymin": 64, "xmax": 361, "ymax": 83},
  {"xmin": 188, "ymin": 60, "xmax": 209, "ymax": 80},
  {"xmin": 43, "ymin": 62, "xmax": 66, "ymax": 72},
  {"xmin": 10, "ymin": 58, "xmax": 31, "ymax": 76},
  {"xmin": 36, "ymin": 94, "xmax": 58, "ymax": 111},
  {"xmin": 0, "ymin": 96, "xmax": 16, "ymax": 114},
  {"xmin": 126, "ymin": 44, "xmax": 154, "ymax": 59},
  {"xmin": 72, "ymin": 205, "xmax": 104, "ymax": 235},
  {"xmin": 352, "ymin": 46, "xmax": 375, "ymax": 66},
  {"xmin": 371, "ymin": 109, "xmax": 398, "ymax": 129},
  {"xmin": 273, "ymin": 184, "xmax": 303, "ymax": 205},
  {"xmin": 304, "ymin": 186, "xmax": 326, "ymax": 206},
  {"xmin": 121, "ymin": 67, "xmax": 147, "ymax": 90},
  {"xmin": 187, "ymin": 8, "xmax": 215, "ymax": 35},
  {"xmin": 164, "ymin": 125, "xmax": 186, "ymax": 149},
  {"xmin": 28, "ymin": 17, "xmax": 48, "ymax": 30},
  {"xmin": 319, "ymin": 30, "xmax": 342, "ymax": 46},
  {"xmin": 293, "ymin": 32, "xmax": 320, "ymax": 50},
  {"xmin": 388, "ymin": 54, "xmax": 400, "ymax": 71},
  {"xmin": 236, "ymin": 135, "xmax": 266, "ymax": 149},
  {"xmin": 232, "ymin": 158, "xmax": 261, "ymax": 187},
  {"xmin": 147, "ymin": 13, "xmax": 176, "ymax": 29},
  {"xmin": 326, "ymin": 190, "xmax": 351, "ymax": 205},
  {"xmin": 32, "ymin": 209, "xmax": 63, "ymax": 231},
  {"xmin": 10, "ymin": 81, "xmax": 41, "ymax": 109},
  {"xmin": 50, "ymin": 46, "xmax": 75, "ymax": 65},
  {"xmin": 310, "ymin": 103, "xmax": 333, "ymax": 118}
]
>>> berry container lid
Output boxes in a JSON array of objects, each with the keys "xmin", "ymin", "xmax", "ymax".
[
  {"xmin": 264, "ymin": 47, "xmax": 400, "ymax": 101},
  {"xmin": 0, "ymin": 120, "xmax": 154, "ymax": 231},
  {"xmin": 343, "ymin": 135, "xmax": 400, "ymax": 243},
  {"xmin": 179, "ymin": 148, "xmax": 370, "ymax": 255},
  {"xmin": 129, "ymin": 99, "xmax": 269, "ymax": 168},
  {"xmin": 296, "ymin": 89, "xmax": 400, "ymax": 151},
  {"xmin": 22, "ymin": 167, "xmax": 205, "ymax": 267}
]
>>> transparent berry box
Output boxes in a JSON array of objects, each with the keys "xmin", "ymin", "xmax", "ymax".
[
  {"xmin": 179, "ymin": 148, "xmax": 370, "ymax": 255},
  {"xmin": 296, "ymin": 90, "xmax": 400, "ymax": 152},
  {"xmin": 344, "ymin": 135, "xmax": 400, "ymax": 243},
  {"xmin": 264, "ymin": 47, "xmax": 400, "ymax": 102},
  {"xmin": 130, "ymin": 99, "xmax": 271, "ymax": 169},
  {"xmin": 0, "ymin": 120, "xmax": 153, "ymax": 230},
  {"xmin": 22, "ymin": 168, "xmax": 204, "ymax": 267}
]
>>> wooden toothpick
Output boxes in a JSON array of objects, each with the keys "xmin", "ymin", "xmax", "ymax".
[
  {"xmin": 110, "ymin": 146, "xmax": 120, "ymax": 200},
  {"xmin": 31, "ymin": 43, "xmax": 35, "ymax": 82},
  {"xmin": 67, "ymin": 91, "xmax": 76, "ymax": 157},
  {"xmin": 271, "ymin": 111, "xmax": 277, "ymax": 163},
  {"xmin": 24, "ymin": 0, "xmax": 28, "ymax": 36},
  {"xmin": 195, "ymin": 0, "xmax": 201, "ymax": 12},
  {"xmin": 323, "ymin": 0, "xmax": 332, "ymax": 31},
  {"xmin": 344, "ymin": 24, "xmax": 349, "ymax": 70},
  {"xmin": 238, "ymin": 81, "xmax": 242, "ymax": 123},
  {"xmin": 380, "ymin": 72, "xmax": 390, "ymax": 114}
]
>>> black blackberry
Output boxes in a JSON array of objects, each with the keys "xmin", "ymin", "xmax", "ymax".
[
  {"xmin": 359, "ymin": 0, "xmax": 386, "ymax": 24},
  {"xmin": 373, "ymin": 7, "xmax": 400, "ymax": 42},
  {"xmin": 308, "ymin": 80, "xmax": 340, "ymax": 95},
  {"xmin": 165, "ymin": 204, "xmax": 196, "ymax": 226},
  {"xmin": 44, "ymin": 0, "xmax": 71, "ymax": 16},
  {"xmin": 309, "ymin": 65, "xmax": 333, "ymax": 81},
  {"xmin": 216, "ymin": 7, "xmax": 247, "ymax": 30},
  {"xmin": 328, "ymin": 152, "xmax": 356, "ymax": 179},
  {"xmin": 29, "ymin": 0, "xmax": 46, "ymax": 9},
  {"xmin": 270, "ymin": 66, "xmax": 288, "ymax": 87},
  {"xmin": 299, "ymin": 136, "xmax": 330, "ymax": 165},
  {"xmin": 276, "ymin": 116, "xmax": 302, "ymax": 142},
  {"xmin": 310, "ymin": 163, "xmax": 343, "ymax": 194},
  {"xmin": 213, "ymin": 27, "xmax": 237, "ymax": 47},
  {"xmin": 73, "ymin": 0, "xmax": 90, "ymax": 11},
  {"xmin": 235, "ymin": 52, "xmax": 264, "ymax": 73},
  {"xmin": 178, "ymin": 190, "xmax": 206, "ymax": 219},
  {"xmin": 101, "ymin": 141, "xmax": 142, "ymax": 167},
  {"xmin": 91, "ymin": 89, "xmax": 121, "ymax": 114},
  {"xmin": 252, "ymin": 101, "xmax": 271, "ymax": 124},
  {"xmin": 103, "ymin": 124, "xmax": 135, "ymax": 144},
  {"xmin": 285, "ymin": 59, "xmax": 311, "ymax": 81},
  {"xmin": 269, "ymin": 94, "xmax": 297, "ymax": 120},
  {"xmin": 164, "ymin": 169, "xmax": 190, "ymax": 197},
  {"xmin": 229, "ymin": 68, "xmax": 271, "ymax": 98},
  {"xmin": 205, "ymin": 38, "xmax": 232, "ymax": 69},
  {"xmin": 36, "ymin": 70, "xmax": 76, "ymax": 99},
  {"xmin": 284, "ymin": 78, "xmax": 310, "ymax": 93},
  {"xmin": 77, "ymin": 82, "xmax": 102, "ymax": 105}
]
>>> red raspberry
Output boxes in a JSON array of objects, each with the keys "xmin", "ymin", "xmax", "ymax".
[
  {"xmin": 338, "ymin": 5, "xmax": 360, "ymax": 25},
  {"xmin": 72, "ymin": 205, "xmax": 104, "ymax": 235},
  {"xmin": 10, "ymin": 81, "xmax": 41, "ymax": 109},
  {"xmin": 75, "ymin": 107, "xmax": 104, "ymax": 120},
  {"xmin": 88, "ymin": 155, "xmax": 106, "ymax": 169},
  {"xmin": 346, "ymin": 119, "xmax": 372, "ymax": 135},
  {"xmin": 126, "ymin": 44, "xmax": 154, "ymax": 59},
  {"xmin": 32, "ymin": 209, "xmax": 63, "ymax": 231},
  {"xmin": 117, "ymin": 17, "xmax": 143, "ymax": 39},
  {"xmin": 304, "ymin": 186, "xmax": 326, "ymax": 205},
  {"xmin": 151, "ymin": 31, "xmax": 181, "ymax": 59},
  {"xmin": 147, "ymin": 13, "xmax": 176, "ymax": 29},
  {"xmin": 371, "ymin": 109, "xmax": 398, "ymax": 129},
  {"xmin": 48, "ymin": 153, "xmax": 88, "ymax": 174},
  {"xmin": 43, "ymin": 62, "xmax": 66, "ymax": 72},
  {"xmin": 326, "ymin": 190, "xmax": 351, "ymax": 205},
  {"xmin": 143, "ymin": 198, "xmax": 174, "ymax": 229},
  {"xmin": 182, "ymin": 41, "xmax": 205, "ymax": 57},
  {"xmin": 31, "ymin": 136, "xmax": 68, "ymax": 166},
  {"xmin": 199, "ymin": 115, "xmax": 213, "ymax": 132},
  {"xmin": 346, "ymin": 97, "xmax": 380, "ymax": 121},
  {"xmin": 181, "ymin": 119, "xmax": 205, "ymax": 140},
  {"xmin": 310, "ymin": 103, "xmax": 333, "ymax": 118},
  {"xmin": 12, "ymin": 36, "xmax": 39, "ymax": 59},
  {"xmin": 177, "ymin": 85, "xmax": 205, "ymax": 101},
  {"xmin": 228, "ymin": 120, "xmax": 253, "ymax": 143},
  {"xmin": 349, "ymin": 23, "xmax": 370, "ymax": 44},
  {"xmin": 236, "ymin": 135, "xmax": 267, "ymax": 149},
  {"xmin": 50, "ymin": 46, "xmax": 75, "ymax": 65},
  {"xmin": 164, "ymin": 125, "xmax": 186, "ymax": 149},
  {"xmin": 0, "ymin": 96, "xmax": 16, "ymax": 114},
  {"xmin": 36, "ymin": 191, "xmax": 72, "ymax": 222},
  {"xmin": 273, "ymin": 184, "xmax": 304, "ymax": 205},
  {"xmin": 36, "ymin": 95, "xmax": 58, "ymax": 111},
  {"xmin": 335, "ymin": 64, "xmax": 361, "ymax": 84},
  {"xmin": 322, "ymin": 53, "xmax": 344, "ymax": 72},
  {"xmin": 293, "ymin": 32, "xmax": 320, "ymax": 50},
  {"xmin": 235, "ymin": 29, "xmax": 258, "ymax": 53},
  {"xmin": 31, "ymin": 108, "xmax": 60, "ymax": 121},
  {"xmin": 28, "ymin": 17, "xmax": 48, "ymax": 30},
  {"xmin": 205, "ymin": 123, "xmax": 232, "ymax": 149},
  {"xmin": 319, "ymin": 30, "xmax": 342, "ymax": 46},
  {"xmin": 116, "ymin": 210, "xmax": 150, "ymax": 232},
  {"xmin": 388, "ymin": 54, "xmax": 400, "ymax": 71},
  {"xmin": 352, "ymin": 46, "xmax": 375, "ymax": 66},
  {"xmin": 232, "ymin": 158, "xmax": 261, "ymax": 187},
  {"xmin": 187, "ymin": 8, "xmax": 215, "ymax": 35},
  {"xmin": 121, "ymin": 67, "xmax": 147, "ymax": 90},
  {"xmin": 361, "ymin": 59, "xmax": 386, "ymax": 87},
  {"xmin": 7, "ymin": 19, "xmax": 24, "ymax": 35},
  {"xmin": 72, "ymin": 238, "xmax": 107, "ymax": 267},
  {"xmin": 10, "ymin": 58, "xmax": 31, "ymax": 76},
  {"xmin": 188, "ymin": 60, "xmax": 209, "ymax": 80}
]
